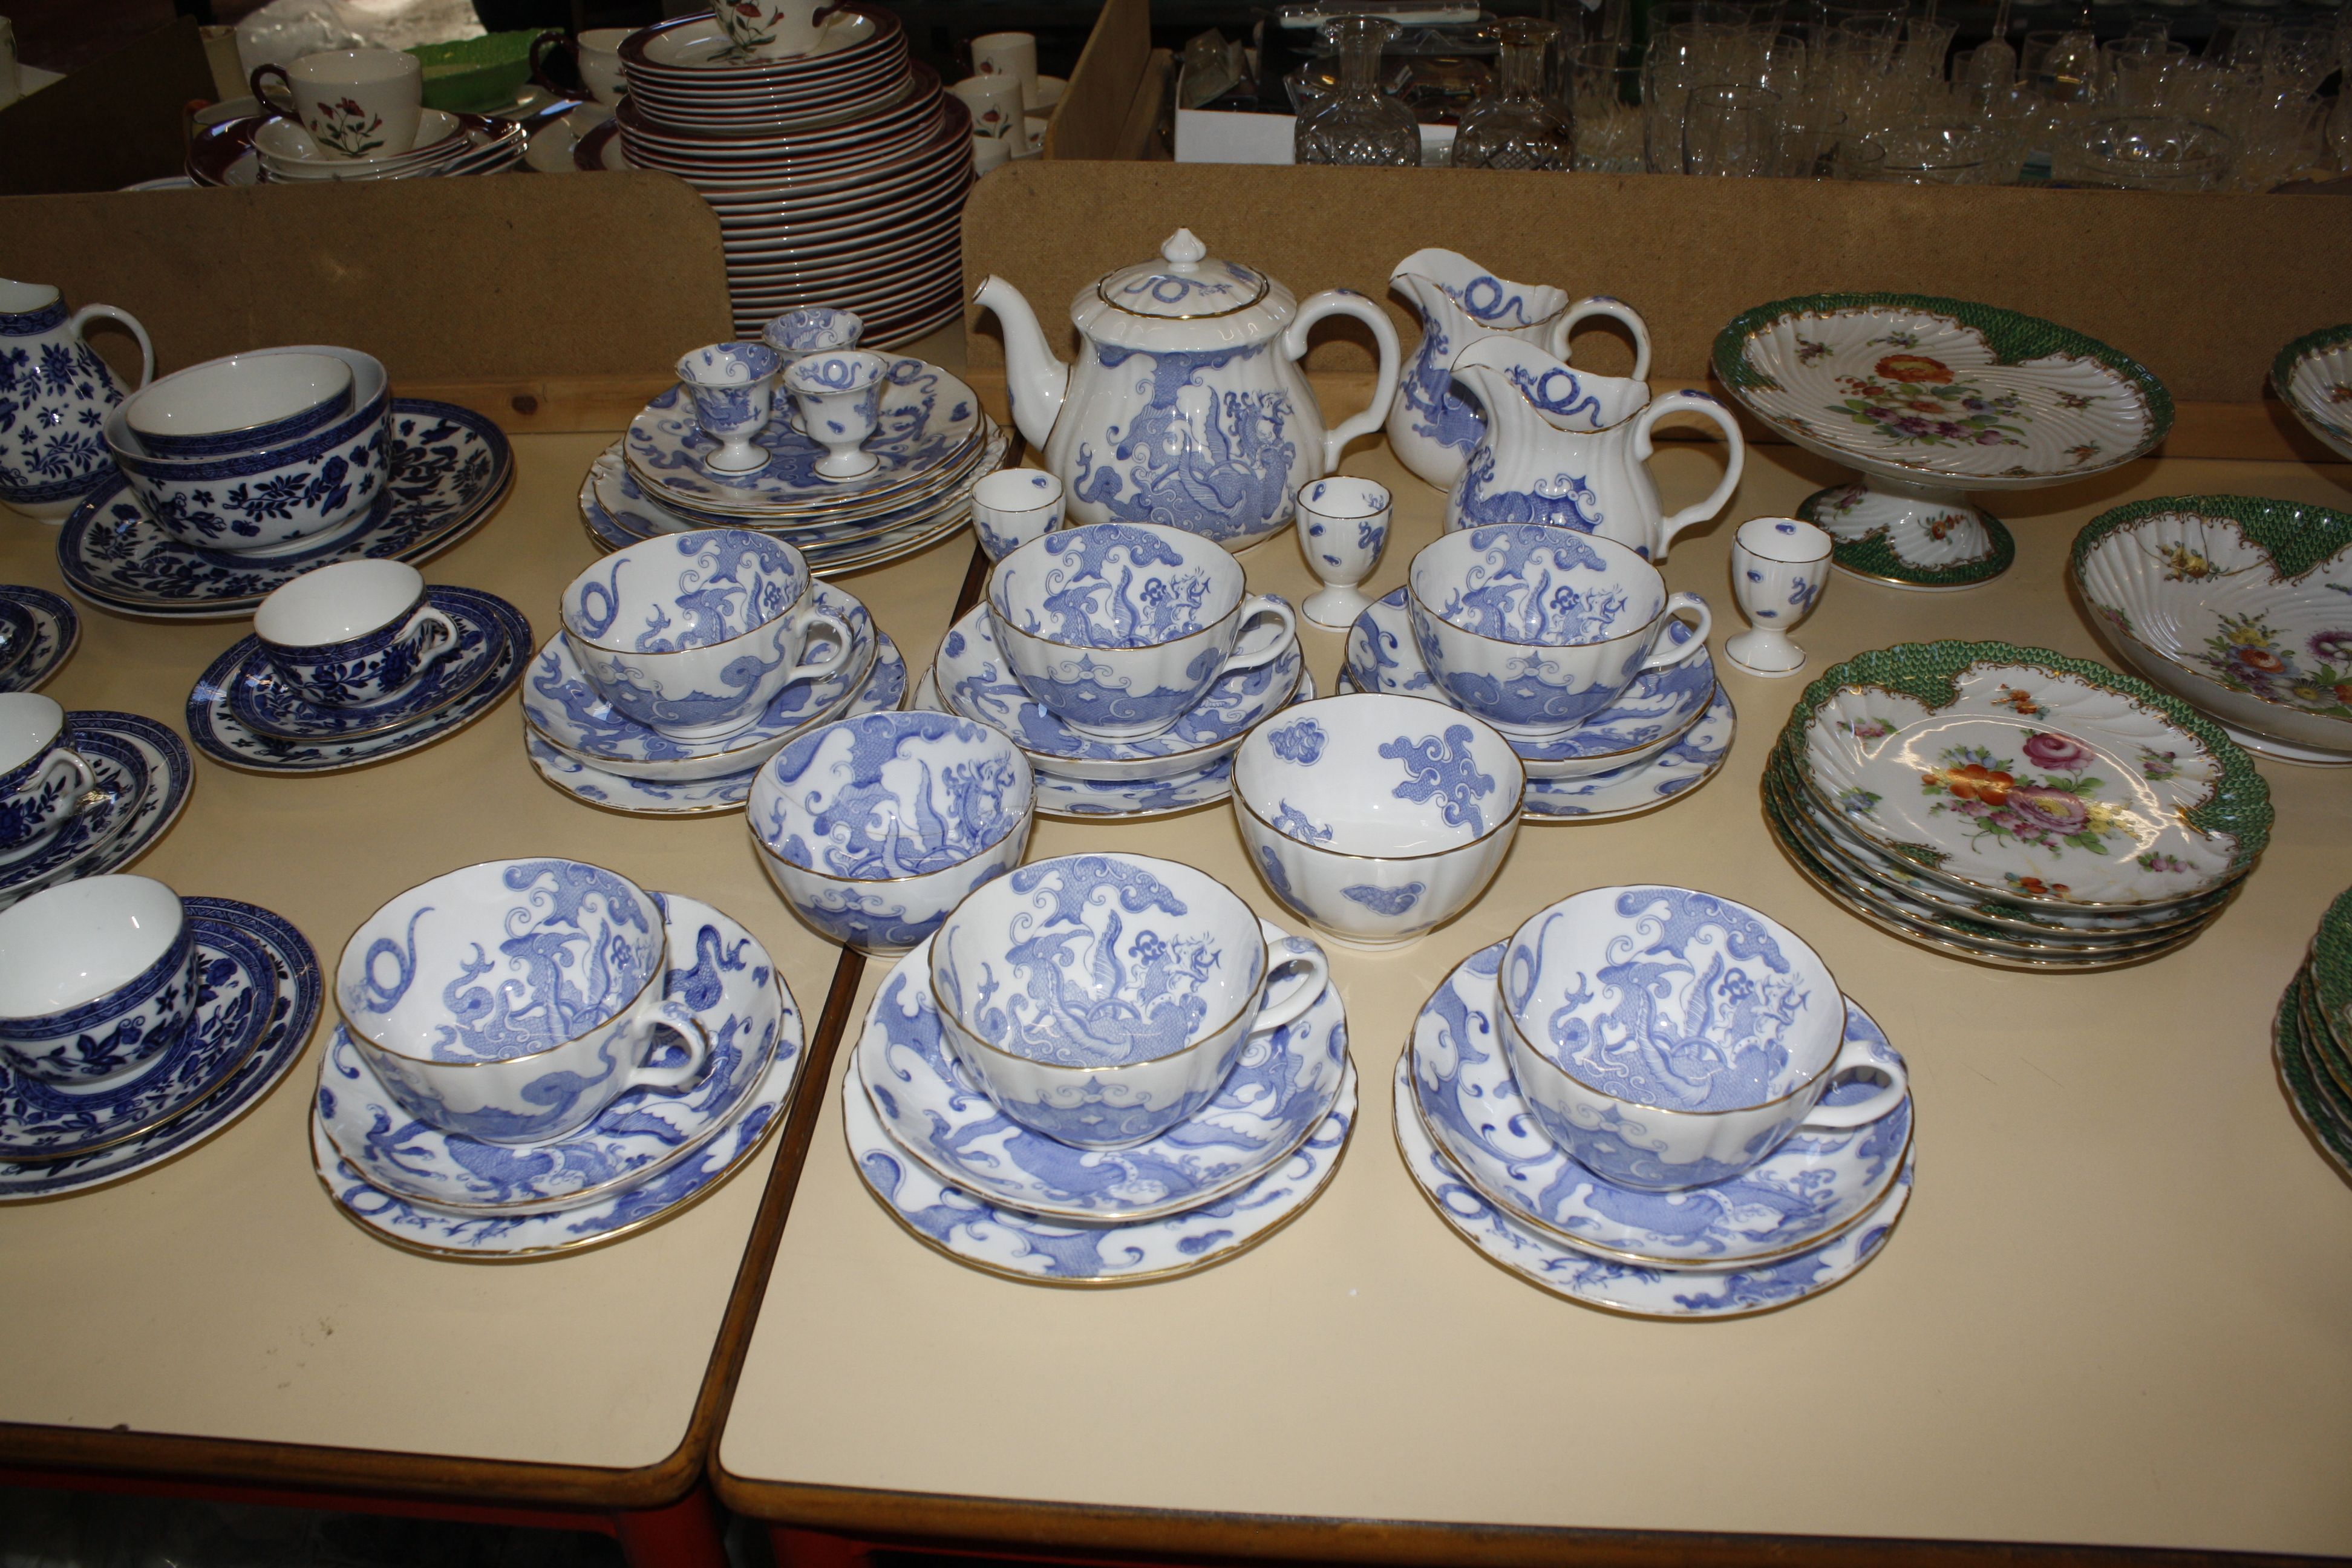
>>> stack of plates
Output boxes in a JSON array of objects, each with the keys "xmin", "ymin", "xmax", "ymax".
[
  {"xmin": 2276, "ymin": 886, "xmax": 2352, "ymax": 1184},
  {"xmin": 1763, "ymin": 640, "xmax": 2273, "ymax": 970},
  {"xmin": 188, "ymin": 112, "xmax": 526, "ymax": 186}
]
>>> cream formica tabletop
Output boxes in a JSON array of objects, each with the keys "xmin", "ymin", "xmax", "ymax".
[
  {"xmin": 717, "ymin": 439, "xmax": 2352, "ymax": 1558},
  {"xmin": 0, "ymin": 431, "xmax": 974, "ymax": 1483}
]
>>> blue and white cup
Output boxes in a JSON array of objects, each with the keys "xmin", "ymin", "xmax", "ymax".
[
  {"xmin": 0, "ymin": 693, "xmax": 97, "ymax": 860},
  {"xmin": 1407, "ymin": 524, "xmax": 1711, "ymax": 740},
  {"xmin": 930, "ymin": 853, "xmax": 1329, "ymax": 1149},
  {"xmin": 121, "ymin": 350, "xmax": 353, "ymax": 459},
  {"xmin": 783, "ymin": 350, "xmax": 889, "ymax": 481},
  {"xmin": 336, "ymin": 858, "xmax": 714, "ymax": 1146},
  {"xmin": 561, "ymin": 529, "xmax": 852, "ymax": 743},
  {"xmin": 762, "ymin": 306, "xmax": 863, "ymax": 364},
  {"xmin": 253, "ymin": 560, "xmax": 460, "ymax": 710},
  {"xmin": 1296, "ymin": 475, "xmax": 1391, "ymax": 631},
  {"xmin": 1498, "ymin": 886, "xmax": 1908, "ymax": 1191},
  {"xmin": 677, "ymin": 341, "xmax": 781, "ymax": 475},
  {"xmin": 969, "ymin": 466, "xmax": 1063, "ymax": 562},
  {"xmin": 1725, "ymin": 514, "xmax": 1831, "ymax": 678},
  {"xmin": 987, "ymin": 521, "xmax": 1298, "ymax": 742},
  {"xmin": 0, "ymin": 875, "xmax": 198, "ymax": 1087}
]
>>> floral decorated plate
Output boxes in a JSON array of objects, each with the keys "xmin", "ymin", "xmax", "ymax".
[
  {"xmin": 2289, "ymin": 959, "xmax": 2352, "ymax": 1109},
  {"xmin": 2073, "ymin": 495, "xmax": 2352, "ymax": 762},
  {"xmin": 225, "ymin": 587, "xmax": 506, "ymax": 741},
  {"xmin": 2272, "ymin": 323, "xmax": 2352, "ymax": 466},
  {"xmin": 1784, "ymin": 641, "xmax": 2268, "ymax": 907},
  {"xmin": 0, "ymin": 586, "xmax": 76, "ymax": 694},
  {"xmin": 1713, "ymin": 294, "xmax": 2170, "ymax": 589},
  {"xmin": 578, "ymin": 477, "xmax": 978, "ymax": 579},
  {"xmin": 2278, "ymin": 970, "xmax": 2352, "ymax": 1182},
  {"xmin": 0, "ymin": 713, "xmax": 192, "ymax": 913},
  {"xmin": 591, "ymin": 431, "xmax": 995, "ymax": 546},
  {"xmin": 2300, "ymin": 883, "xmax": 2352, "ymax": 1061}
]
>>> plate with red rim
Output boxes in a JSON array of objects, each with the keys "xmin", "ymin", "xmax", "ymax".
[
  {"xmin": 613, "ymin": 70, "xmax": 930, "ymax": 152},
  {"xmin": 621, "ymin": 5, "xmax": 896, "ymax": 75}
]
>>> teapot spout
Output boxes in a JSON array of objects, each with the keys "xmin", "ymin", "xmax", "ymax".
[{"xmin": 973, "ymin": 275, "xmax": 1067, "ymax": 451}]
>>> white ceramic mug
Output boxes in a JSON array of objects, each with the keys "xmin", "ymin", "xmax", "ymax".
[
  {"xmin": 970, "ymin": 31, "xmax": 1039, "ymax": 108},
  {"xmin": 949, "ymin": 73, "xmax": 1023, "ymax": 140},
  {"xmin": 251, "ymin": 48, "xmax": 425, "ymax": 159}
]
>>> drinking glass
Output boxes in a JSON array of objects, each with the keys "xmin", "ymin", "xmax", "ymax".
[
  {"xmin": 2204, "ymin": 11, "xmax": 2276, "ymax": 72},
  {"xmin": 1454, "ymin": 18, "xmax": 1577, "ymax": 169},
  {"xmin": 1565, "ymin": 41, "xmax": 1645, "ymax": 170},
  {"xmin": 1682, "ymin": 83, "xmax": 1782, "ymax": 172},
  {"xmin": 1777, "ymin": 103, "xmax": 1849, "ymax": 174},
  {"xmin": 1294, "ymin": 15, "xmax": 1420, "ymax": 166},
  {"xmin": 2022, "ymin": 28, "xmax": 2100, "ymax": 102}
]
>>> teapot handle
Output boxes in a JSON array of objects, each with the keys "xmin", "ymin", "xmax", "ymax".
[
  {"xmin": 1632, "ymin": 390, "xmax": 1745, "ymax": 560},
  {"xmin": 1284, "ymin": 289, "xmax": 1401, "ymax": 474},
  {"xmin": 1544, "ymin": 295, "xmax": 1652, "ymax": 384},
  {"xmin": 68, "ymin": 305, "xmax": 154, "ymax": 390}
]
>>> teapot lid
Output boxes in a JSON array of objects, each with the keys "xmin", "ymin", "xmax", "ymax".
[{"xmin": 1093, "ymin": 230, "xmax": 1272, "ymax": 321}]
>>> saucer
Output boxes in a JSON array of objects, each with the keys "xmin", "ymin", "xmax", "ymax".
[
  {"xmin": 58, "ymin": 402, "xmax": 512, "ymax": 619},
  {"xmin": 224, "ymin": 587, "xmax": 510, "ymax": 740},
  {"xmin": 849, "ymin": 1052, "xmax": 1356, "ymax": 1287},
  {"xmin": 0, "ymin": 908, "xmax": 276, "ymax": 1160},
  {"xmin": 526, "ymin": 630, "xmax": 905, "ymax": 816},
  {"xmin": 1410, "ymin": 942, "xmax": 1912, "ymax": 1267},
  {"xmin": 2279, "ymin": 971, "xmax": 2352, "ymax": 1181},
  {"xmin": 579, "ymin": 482, "xmax": 979, "ymax": 578},
  {"xmin": 318, "ymin": 893, "xmax": 797, "ymax": 1214},
  {"xmin": 0, "ymin": 586, "xmax": 77, "ymax": 694},
  {"xmin": 186, "ymin": 592, "xmax": 529, "ymax": 773},
  {"xmin": 858, "ymin": 923, "xmax": 1349, "ymax": 1223},
  {"xmin": 253, "ymin": 107, "xmax": 463, "ymax": 169},
  {"xmin": 0, "ymin": 900, "xmax": 321, "ymax": 1201},
  {"xmin": 522, "ymin": 581, "xmax": 876, "ymax": 782},
  {"xmin": 0, "ymin": 713, "xmax": 194, "ymax": 912},
  {"xmin": 594, "ymin": 434, "xmax": 990, "ymax": 544}
]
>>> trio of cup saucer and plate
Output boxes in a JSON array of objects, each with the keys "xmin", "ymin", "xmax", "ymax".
[{"xmin": 0, "ymin": 586, "xmax": 77, "ymax": 697}]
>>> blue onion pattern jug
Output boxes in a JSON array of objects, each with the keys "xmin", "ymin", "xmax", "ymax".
[
  {"xmin": 0, "ymin": 279, "xmax": 154, "ymax": 521},
  {"xmin": 975, "ymin": 229, "xmax": 1403, "ymax": 552}
]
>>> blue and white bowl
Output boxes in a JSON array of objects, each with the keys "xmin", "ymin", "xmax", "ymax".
[
  {"xmin": 336, "ymin": 858, "xmax": 714, "ymax": 1145},
  {"xmin": 1233, "ymin": 692, "xmax": 1523, "ymax": 949},
  {"xmin": 1498, "ymin": 886, "xmax": 1906, "ymax": 1191},
  {"xmin": 121, "ymin": 349, "xmax": 353, "ymax": 459},
  {"xmin": 749, "ymin": 711, "xmax": 1035, "ymax": 956},
  {"xmin": 930, "ymin": 853, "xmax": 1328, "ymax": 1149},
  {"xmin": 0, "ymin": 875, "xmax": 197, "ymax": 1087},
  {"xmin": 102, "ymin": 345, "xmax": 390, "ymax": 554},
  {"xmin": 988, "ymin": 521, "xmax": 1298, "ymax": 741},
  {"xmin": 1407, "ymin": 524, "xmax": 1711, "ymax": 739}
]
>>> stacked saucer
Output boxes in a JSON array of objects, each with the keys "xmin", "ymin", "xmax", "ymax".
[
  {"xmin": 1763, "ymin": 640, "xmax": 2272, "ymax": 970},
  {"xmin": 0, "ymin": 586, "xmax": 77, "ymax": 694},
  {"xmin": 0, "ymin": 704, "xmax": 192, "ymax": 915},
  {"xmin": 1399, "ymin": 888, "xmax": 1916, "ymax": 1318},
  {"xmin": 188, "ymin": 111, "xmax": 525, "ymax": 186},
  {"xmin": 848, "ymin": 852, "xmax": 1356, "ymax": 1285},
  {"xmin": 2270, "ymin": 322, "xmax": 2352, "ymax": 466},
  {"xmin": 312, "ymin": 861, "xmax": 808, "ymax": 1258},
  {"xmin": 2276, "ymin": 886, "xmax": 2352, "ymax": 1183}
]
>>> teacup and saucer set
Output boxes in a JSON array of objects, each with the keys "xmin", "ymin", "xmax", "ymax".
[
  {"xmin": 57, "ymin": 345, "xmax": 511, "ymax": 621},
  {"xmin": 312, "ymin": 858, "xmax": 809, "ymax": 1258},
  {"xmin": 0, "ymin": 873, "xmax": 321, "ymax": 1201},
  {"xmin": 1398, "ymin": 886, "xmax": 1916, "ymax": 1317},
  {"xmin": 910, "ymin": 521, "xmax": 1312, "ymax": 821},
  {"xmin": 187, "ymin": 560, "xmax": 531, "ymax": 773},
  {"xmin": 0, "ymin": 586, "xmax": 77, "ymax": 694},
  {"xmin": 1338, "ymin": 524, "xmax": 1736, "ymax": 821},
  {"xmin": 847, "ymin": 852, "xmax": 1357, "ymax": 1284},
  {"xmin": 523, "ymin": 529, "xmax": 906, "ymax": 816},
  {"xmin": 0, "ymin": 692, "xmax": 194, "ymax": 915}
]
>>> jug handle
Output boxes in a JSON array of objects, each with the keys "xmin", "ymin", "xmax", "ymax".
[
  {"xmin": 68, "ymin": 305, "xmax": 154, "ymax": 390},
  {"xmin": 1284, "ymin": 289, "xmax": 1401, "ymax": 474},
  {"xmin": 1633, "ymin": 390, "xmax": 1745, "ymax": 559},
  {"xmin": 1545, "ymin": 295, "xmax": 1652, "ymax": 384}
]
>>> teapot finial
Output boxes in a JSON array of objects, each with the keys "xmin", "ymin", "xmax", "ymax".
[{"xmin": 1159, "ymin": 229, "xmax": 1207, "ymax": 273}]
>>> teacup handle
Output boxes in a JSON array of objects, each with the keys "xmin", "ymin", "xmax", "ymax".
[
  {"xmin": 36, "ymin": 749, "xmax": 98, "ymax": 822},
  {"xmin": 1635, "ymin": 592, "xmax": 1712, "ymax": 675},
  {"xmin": 1632, "ymin": 390, "xmax": 1746, "ymax": 560},
  {"xmin": 68, "ymin": 305, "xmax": 154, "ymax": 390},
  {"xmin": 1545, "ymin": 295, "xmax": 1653, "ymax": 384},
  {"xmin": 528, "ymin": 28, "xmax": 570, "ymax": 96},
  {"xmin": 783, "ymin": 609, "xmax": 855, "ymax": 684},
  {"xmin": 1797, "ymin": 1026, "xmax": 1909, "ymax": 1132},
  {"xmin": 1250, "ymin": 942, "xmax": 1330, "ymax": 1037},
  {"xmin": 250, "ymin": 62, "xmax": 297, "ymax": 119},
  {"xmin": 1216, "ymin": 595, "xmax": 1296, "ymax": 680},
  {"xmin": 397, "ymin": 602, "xmax": 462, "ymax": 675},
  {"xmin": 628, "ymin": 998, "xmax": 713, "ymax": 1094}
]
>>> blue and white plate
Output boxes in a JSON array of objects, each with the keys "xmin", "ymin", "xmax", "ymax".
[
  {"xmin": 1345, "ymin": 587, "xmax": 1715, "ymax": 780},
  {"xmin": 1410, "ymin": 941, "xmax": 1911, "ymax": 1267},
  {"xmin": 850, "ymin": 1053, "xmax": 1356, "ymax": 1286},
  {"xmin": 58, "ymin": 402, "xmax": 512, "ymax": 619},
  {"xmin": 594, "ymin": 427, "xmax": 999, "ymax": 543},
  {"xmin": 186, "ymin": 592, "xmax": 529, "ymax": 773},
  {"xmin": 1395, "ymin": 1056, "xmax": 1912, "ymax": 1318},
  {"xmin": 0, "ymin": 712, "xmax": 194, "ymax": 912},
  {"xmin": 527, "ymin": 631, "xmax": 906, "ymax": 816},
  {"xmin": 225, "ymin": 587, "xmax": 511, "ymax": 741},
  {"xmin": 858, "ymin": 923, "xmax": 1348, "ymax": 1224},
  {"xmin": 0, "ymin": 899, "xmax": 321, "ymax": 1201},
  {"xmin": 318, "ymin": 893, "xmax": 797, "ymax": 1214},
  {"xmin": 0, "ymin": 586, "xmax": 77, "ymax": 694}
]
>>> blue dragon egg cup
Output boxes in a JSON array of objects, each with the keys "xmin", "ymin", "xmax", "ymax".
[
  {"xmin": 677, "ymin": 341, "xmax": 782, "ymax": 475},
  {"xmin": 970, "ymin": 466, "xmax": 1066, "ymax": 563},
  {"xmin": 783, "ymin": 349, "xmax": 890, "ymax": 481},
  {"xmin": 762, "ymin": 307, "xmax": 863, "ymax": 364},
  {"xmin": 0, "ymin": 875, "xmax": 198, "ymax": 1087}
]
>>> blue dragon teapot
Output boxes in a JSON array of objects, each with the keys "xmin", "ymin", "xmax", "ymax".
[
  {"xmin": 0, "ymin": 279, "xmax": 154, "ymax": 521},
  {"xmin": 974, "ymin": 229, "xmax": 1402, "ymax": 550}
]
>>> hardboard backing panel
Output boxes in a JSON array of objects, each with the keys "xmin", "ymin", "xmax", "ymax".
[{"xmin": 0, "ymin": 20, "xmax": 218, "ymax": 197}]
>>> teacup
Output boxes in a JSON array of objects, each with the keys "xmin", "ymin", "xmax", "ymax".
[
  {"xmin": 987, "ymin": 521, "xmax": 1298, "ymax": 741},
  {"xmin": 251, "ymin": 48, "xmax": 424, "ymax": 159},
  {"xmin": 677, "ymin": 341, "xmax": 781, "ymax": 475},
  {"xmin": 0, "ymin": 875, "xmax": 197, "ymax": 1087},
  {"xmin": 0, "ymin": 693, "xmax": 96, "ymax": 860},
  {"xmin": 783, "ymin": 350, "xmax": 888, "ymax": 480},
  {"xmin": 531, "ymin": 27, "xmax": 632, "ymax": 105},
  {"xmin": 123, "ymin": 350, "xmax": 351, "ymax": 459},
  {"xmin": 1498, "ymin": 886, "xmax": 1908, "ymax": 1191},
  {"xmin": 561, "ymin": 529, "xmax": 852, "ymax": 743},
  {"xmin": 969, "ymin": 467, "xmax": 1063, "ymax": 561},
  {"xmin": 714, "ymin": 0, "xmax": 837, "ymax": 59},
  {"xmin": 970, "ymin": 31, "xmax": 1039, "ymax": 108},
  {"xmin": 1408, "ymin": 524, "xmax": 1711, "ymax": 739},
  {"xmin": 930, "ymin": 853, "xmax": 1329, "ymax": 1149},
  {"xmin": 254, "ymin": 560, "xmax": 460, "ymax": 710},
  {"xmin": 949, "ymin": 73, "xmax": 1023, "ymax": 141},
  {"xmin": 336, "ymin": 858, "xmax": 713, "ymax": 1145}
]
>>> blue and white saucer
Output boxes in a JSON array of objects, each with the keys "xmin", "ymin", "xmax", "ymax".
[
  {"xmin": 858, "ymin": 923, "xmax": 1349, "ymax": 1224},
  {"xmin": 317, "ymin": 893, "xmax": 797, "ymax": 1215},
  {"xmin": 1410, "ymin": 941, "xmax": 1912, "ymax": 1268},
  {"xmin": 186, "ymin": 591, "xmax": 529, "ymax": 773},
  {"xmin": 0, "ymin": 586, "xmax": 77, "ymax": 694},
  {"xmin": 0, "ymin": 712, "xmax": 194, "ymax": 913},
  {"xmin": 849, "ymin": 1052, "xmax": 1357, "ymax": 1287},
  {"xmin": 0, "ymin": 899, "xmax": 321, "ymax": 1201},
  {"xmin": 593, "ymin": 431, "xmax": 1001, "ymax": 546},
  {"xmin": 527, "ymin": 630, "xmax": 906, "ymax": 816},
  {"xmin": 223, "ymin": 587, "xmax": 509, "ymax": 741},
  {"xmin": 1395, "ymin": 1056, "xmax": 1913, "ymax": 1318},
  {"xmin": 58, "ymin": 401, "xmax": 512, "ymax": 620}
]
